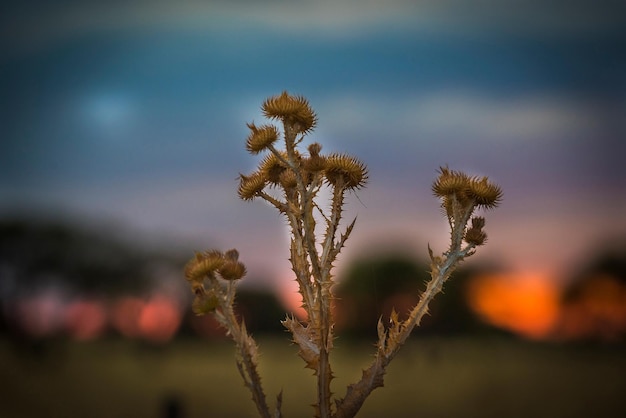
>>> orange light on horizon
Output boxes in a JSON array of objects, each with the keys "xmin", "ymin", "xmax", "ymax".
[
  {"xmin": 64, "ymin": 299, "xmax": 108, "ymax": 341},
  {"xmin": 278, "ymin": 280, "xmax": 308, "ymax": 320},
  {"xmin": 467, "ymin": 272, "xmax": 560, "ymax": 340},
  {"xmin": 111, "ymin": 295, "xmax": 182, "ymax": 343}
]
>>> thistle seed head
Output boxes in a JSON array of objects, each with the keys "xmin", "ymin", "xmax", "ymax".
[
  {"xmin": 184, "ymin": 250, "xmax": 225, "ymax": 282},
  {"xmin": 258, "ymin": 153, "xmax": 285, "ymax": 184},
  {"xmin": 245, "ymin": 123, "xmax": 279, "ymax": 154},
  {"xmin": 238, "ymin": 172, "xmax": 267, "ymax": 200},
  {"xmin": 467, "ymin": 176, "xmax": 503, "ymax": 209},
  {"xmin": 324, "ymin": 153, "xmax": 368, "ymax": 190},
  {"xmin": 432, "ymin": 167, "xmax": 470, "ymax": 198},
  {"xmin": 219, "ymin": 259, "xmax": 247, "ymax": 281},
  {"xmin": 262, "ymin": 91, "xmax": 317, "ymax": 134}
]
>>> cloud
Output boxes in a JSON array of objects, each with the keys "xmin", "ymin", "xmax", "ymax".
[
  {"xmin": 3, "ymin": 0, "xmax": 624, "ymax": 55},
  {"xmin": 319, "ymin": 92, "xmax": 609, "ymax": 145}
]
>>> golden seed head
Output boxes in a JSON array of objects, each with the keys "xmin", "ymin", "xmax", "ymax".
[
  {"xmin": 245, "ymin": 122, "xmax": 279, "ymax": 154},
  {"xmin": 238, "ymin": 172, "xmax": 267, "ymax": 200},
  {"xmin": 279, "ymin": 169, "xmax": 298, "ymax": 189},
  {"xmin": 261, "ymin": 91, "xmax": 317, "ymax": 133},
  {"xmin": 302, "ymin": 155, "xmax": 326, "ymax": 172},
  {"xmin": 184, "ymin": 250, "xmax": 225, "ymax": 282},
  {"xmin": 324, "ymin": 153, "xmax": 368, "ymax": 189},
  {"xmin": 259, "ymin": 153, "xmax": 288, "ymax": 184},
  {"xmin": 432, "ymin": 167, "xmax": 470, "ymax": 198},
  {"xmin": 467, "ymin": 176, "xmax": 503, "ymax": 209}
]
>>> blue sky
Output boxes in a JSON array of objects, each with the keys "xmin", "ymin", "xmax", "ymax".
[{"xmin": 1, "ymin": 1, "xmax": 625, "ymax": 290}]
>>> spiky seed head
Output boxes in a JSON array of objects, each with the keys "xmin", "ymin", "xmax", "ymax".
[
  {"xmin": 184, "ymin": 250, "xmax": 225, "ymax": 282},
  {"xmin": 279, "ymin": 169, "xmax": 298, "ymax": 189},
  {"xmin": 432, "ymin": 167, "xmax": 470, "ymax": 198},
  {"xmin": 213, "ymin": 248, "xmax": 246, "ymax": 280},
  {"xmin": 467, "ymin": 176, "xmax": 503, "ymax": 209},
  {"xmin": 238, "ymin": 172, "xmax": 267, "ymax": 200},
  {"xmin": 219, "ymin": 259, "xmax": 246, "ymax": 281},
  {"xmin": 259, "ymin": 152, "xmax": 289, "ymax": 184},
  {"xmin": 464, "ymin": 227, "xmax": 488, "ymax": 246},
  {"xmin": 245, "ymin": 123, "xmax": 279, "ymax": 154},
  {"xmin": 302, "ymin": 155, "xmax": 326, "ymax": 172},
  {"xmin": 261, "ymin": 91, "xmax": 317, "ymax": 134},
  {"xmin": 324, "ymin": 153, "xmax": 368, "ymax": 189}
]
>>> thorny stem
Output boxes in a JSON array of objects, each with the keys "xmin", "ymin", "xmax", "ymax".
[
  {"xmin": 334, "ymin": 198, "xmax": 478, "ymax": 418},
  {"xmin": 284, "ymin": 122, "xmax": 334, "ymax": 418},
  {"xmin": 215, "ymin": 299, "xmax": 274, "ymax": 418}
]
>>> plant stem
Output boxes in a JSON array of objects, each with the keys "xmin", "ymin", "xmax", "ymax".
[
  {"xmin": 334, "ymin": 223, "xmax": 475, "ymax": 418},
  {"xmin": 220, "ymin": 303, "xmax": 273, "ymax": 418}
]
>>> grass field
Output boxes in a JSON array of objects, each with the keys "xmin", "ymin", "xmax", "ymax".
[{"xmin": 0, "ymin": 336, "xmax": 624, "ymax": 418}]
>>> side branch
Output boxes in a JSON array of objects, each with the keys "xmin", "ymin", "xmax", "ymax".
[{"xmin": 334, "ymin": 240, "xmax": 474, "ymax": 418}]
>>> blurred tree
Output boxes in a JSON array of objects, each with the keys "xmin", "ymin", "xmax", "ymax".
[
  {"xmin": 0, "ymin": 218, "xmax": 181, "ymax": 296},
  {"xmin": 558, "ymin": 240, "xmax": 626, "ymax": 341},
  {"xmin": 234, "ymin": 288, "xmax": 287, "ymax": 334},
  {"xmin": 185, "ymin": 287, "xmax": 287, "ymax": 337},
  {"xmin": 333, "ymin": 253, "xmax": 490, "ymax": 338}
]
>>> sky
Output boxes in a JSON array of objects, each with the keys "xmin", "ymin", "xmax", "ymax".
[{"xmin": 1, "ymin": 0, "xmax": 625, "ymax": 293}]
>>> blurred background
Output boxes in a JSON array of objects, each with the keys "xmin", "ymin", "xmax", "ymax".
[{"xmin": 1, "ymin": 1, "xmax": 625, "ymax": 417}]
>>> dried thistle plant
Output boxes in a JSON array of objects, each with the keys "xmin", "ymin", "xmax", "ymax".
[{"xmin": 183, "ymin": 92, "xmax": 502, "ymax": 418}]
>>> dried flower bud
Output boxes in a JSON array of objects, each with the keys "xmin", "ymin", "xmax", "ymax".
[
  {"xmin": 224, "ymin": 248, "xmax": 239, "ymax": 261},
  {"xmin": 471, "ymin": 216, "xmax": 485, "ymax": 229},
  {"xmin": 219, "ymin": 260, "xmax": 247, "ymax": 281},
  {"xmin": 464, "ymin": 228, "xmax": 487, "ymax": 246},
  {"xmin": 192, "ymin": 291, "xmax": 220, "ymax": 315},
  {"xmin": 219, "ymin": 248, "xmax": 246, "ymax": 280},
  {"xmin": 308, "ymin": 142, "xmax": 322, "ymax": 156},
  {"xmin": 464, "ymin": 217, "xmax": 488, "ymax": 245},
  {"xmin": 245, "ymin": 123, "xmax": 279, "ymax": 154},
  {"xmin": 324, "ymin": 153, "xmax": 368, "ymax": 190},
  {"xmin": 185, "ymin": 250, "xmax": 225, "ymax": 282},
  {"xmin": 262, "ymin": 91, "xmax": 317, "ymax": 133},
  {"xmin": 279, "ymin": 169, "xmax": 298, "ymax": 189},
  {"xmin": 238, "ymin": 172, "xmax": 267, "ymax": 200}
]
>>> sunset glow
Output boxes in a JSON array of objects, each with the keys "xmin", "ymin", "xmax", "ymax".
[
  {"xmin": 278, "ymin": 280, "xmax": 308, "ymax": 320},
  {"xmin": 557, "ymin": 274, "xmax": 626, "ymax": 341},
  {"xmin": 467, "ymin": 272, "xmax": 560, "ymax": 340},
  {"xmin": 111, "ymin": 295, "xmax": 182, "ymax": 343},
  {"xmin": 64, "ymin": 299, "xmax": 108, "ymax": 341}
]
